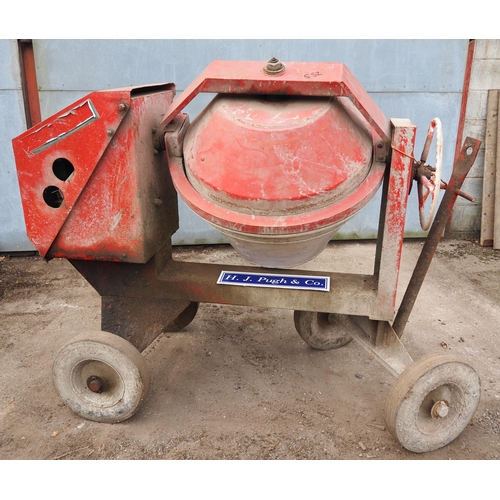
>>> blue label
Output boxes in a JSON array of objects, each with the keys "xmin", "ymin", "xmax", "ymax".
[{"xmin": 217, "ymin": 271, "xmax": 330, "ymax": 292}]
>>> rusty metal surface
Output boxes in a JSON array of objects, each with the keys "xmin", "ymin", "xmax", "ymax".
[
  {"xmin": 70, "ymin": 244, "xmax": 190, "ymax": 351},
  {"xmin": 392, "ymin": 137, "xmax": 481, "ymax": 337},
  {"xmin": 17, "ymin": 39, "xmax": 42, "ymax": 128},
  {"xmin": 100, "ymin": 295, "xmax": 190, "ymax": 352},
  {"xmin": 69, "ymin": 239, "xmax": 378, "ymax": 347}
]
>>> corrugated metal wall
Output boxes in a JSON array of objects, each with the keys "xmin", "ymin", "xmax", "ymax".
[{"xmin": 1, "ymin": 39, "xmax": 468, "ymax": 250}]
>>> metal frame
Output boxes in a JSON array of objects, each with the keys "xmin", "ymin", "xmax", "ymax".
[
  {"xmin": 71, "ymin": 118, "xmax": 415, "ymax": 370},
  {"xmin": 17, "ymin": 39, "xmax": 42, "ymax": 129},
  {"xmin": 12, "ymin": 59, "xmax": 480, "ymax": 382},
  {"xmin": 157, "ymin": 60, "xmax": 391, "ymax": 145},
  {"xmin": 71, "ymin": 135, "xmax": 480, "ymax": 381}
]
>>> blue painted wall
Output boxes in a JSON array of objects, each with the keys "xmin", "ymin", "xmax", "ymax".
[
  {"xmin": 0, "ymin": 40, "xmax": 34, "ymax": 251},
  {"xmin": 0, "ymin": 39, "xmax": 468, "ymax": 250}
]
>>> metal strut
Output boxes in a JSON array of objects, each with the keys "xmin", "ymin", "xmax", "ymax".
[{"xmin": 392, "ymin": 137, "xmax": 481, "ymax": 337}]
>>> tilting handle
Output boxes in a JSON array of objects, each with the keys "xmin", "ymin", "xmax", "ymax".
[{"xmin": 393, "ymin": 136, "xmax": 481, "ymax": 337}]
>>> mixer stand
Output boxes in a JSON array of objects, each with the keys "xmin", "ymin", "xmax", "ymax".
[
  {"xmin": 58, "ymin": 136, "xmax": 481, "ymax": 452},
  {"xmin": 12, "ymin": 60, "xmax": 482, "ymax": 453}
]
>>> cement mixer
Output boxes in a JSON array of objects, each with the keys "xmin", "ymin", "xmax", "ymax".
[{"xmin": 12, "ymin": 59, "xmax": 481, "ymax": 453}]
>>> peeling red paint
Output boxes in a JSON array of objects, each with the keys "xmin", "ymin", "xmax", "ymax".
[
  {"xmin": 373, "ymin": 119, "xmax": 416, "ymax": 319},
  {"xmin": 159, "ymin": 60, "xmax": 391, "ymax": 144},
  {"xmin": 13, "ymin": 85, "xmax": 178, "ymax": 263}
]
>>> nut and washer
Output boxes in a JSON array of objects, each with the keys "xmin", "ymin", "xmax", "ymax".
[{"xmin": 263, "ymin": 57, "xmax": 286, "ymax": 76}]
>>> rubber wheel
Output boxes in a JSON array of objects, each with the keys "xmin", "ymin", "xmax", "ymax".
[
  {"xmin": 164, "ymin": 302, "xmax": 199, "ymax": 332},
  {"xmin": 294, "ymin": 311, "xmax": 353, "ymax": 350},
  {"xmin": 385, "ymin": 352, "xmax": 480, "ymax": 453},
  {"xmin": 52, "ymin": 331, "xmax": 151, "ymax": 423}
]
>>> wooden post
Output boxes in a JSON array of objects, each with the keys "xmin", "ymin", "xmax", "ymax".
[
  {"xmin": 495, "ymin": 92, "xmax": 500, "ymax": 249},
  {"xmin": 480, "ymin": 89, "xmax": 499, "ymax": 247}
]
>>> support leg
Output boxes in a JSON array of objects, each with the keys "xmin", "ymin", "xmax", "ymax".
[
  {"xmin": 373, "ymin": 119, "xmax": 416, "ymax": 320},
  {"xmin": 70, "ymin": 242, "xmax": 192, "ymax": 352}
]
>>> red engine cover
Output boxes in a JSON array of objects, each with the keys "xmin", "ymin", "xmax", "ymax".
[{"xmin": 12, "ymin": 84, "xmax": 178, "ymax": 262}]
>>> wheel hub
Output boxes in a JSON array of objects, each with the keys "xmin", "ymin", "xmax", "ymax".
[
  {"xmin": 87, "ymin": 375, "xmax": 105, "ymax": 393},
  {"xmin": 431, "ymin": 400, "xmax": 450, "ymax": 419}
]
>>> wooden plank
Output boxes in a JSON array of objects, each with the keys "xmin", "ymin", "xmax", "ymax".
[
  {"xmin": 495, "ymin": 92, "xmax": 500, "ymax": 249},
  {"xmin": 481, "ymin": 89, "xmax": 499, "ymax": 246}
]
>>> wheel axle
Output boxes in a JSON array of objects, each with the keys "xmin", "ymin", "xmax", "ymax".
[
  {"xmin": 87, "ymin": 375, "xmax": 105, "ymax": 393},
  {"xmin": 431, "ymin": 400, "xmax": 450, "ymax": 419}
]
